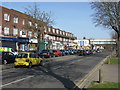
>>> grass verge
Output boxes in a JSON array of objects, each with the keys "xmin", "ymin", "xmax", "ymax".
[
  {"xmin": 88, "ymin": 81, "xmax": 120, "ymax": 89},
  {"xmin": 105, "ymin": 54, "xmax": 120, "ymax": 64}
]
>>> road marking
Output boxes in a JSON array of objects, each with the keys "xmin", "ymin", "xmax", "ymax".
[
  {"xmin": 53, "ymin": 66, "xmax": 62, "ymax": 70},
  {"xmin": 0, "ymin": 75, "xmax": 34, "ymax": 87}
]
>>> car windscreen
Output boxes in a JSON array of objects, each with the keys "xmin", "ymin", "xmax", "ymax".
[
  {"xmin": 53, "ymin": 50, "xmax": 57, "ymax": 52},
  {"xmin": 17, "ymin": 54, "xmax": 28, "ymax": 58},
  {"xmin": 41, "ymin": 50, "xmax": 49, "ymax": 53}
]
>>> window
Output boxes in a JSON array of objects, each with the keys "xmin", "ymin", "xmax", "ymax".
[
  {"xmin": 23, "ymin": 19, "xmax": 25, "ymax": 25},
  {"xmin": 30, "ymin": 54, "xmax": 36, "ymax": 58},
  {"xmin": 22, "ymin": 31, "xmax": 26, "ymax": 35},
  {"xmin": 34, "ymin": 33, "xmax": 37, "ymax": 38},
  {"xmin": 4, "ymin": 14, "xmax": 10, "ymax": 21},
  {"xmin": 60, "ymin": 31, "xmax": 62, "ymax": 35},
  {"xmin": 28, "ymin": 21, "xmax": 32, "ymax": 26},
  {"xmin": 35, "ymin": 23, "xmax": 37, "ymax": 28},
  {"xmin": 56, "ymin": 30, "xmax": 59, "ymax": 34},
  {"xmin": 13, "ymin": 17, "xmax": 18, "ymax": 23},
  {"xmin": 48, "ymin": 27, "xmax": 51, "ymax": 32},
  {"xmin": 52, "ymin": 28, "xmax": 55, "ymax": 33},
  {"xmin": 4, "ymin": 27, "xmax": 9, "ymax": 35},
  {"xmin": 28, "ymin": 31, "xmax": 32, "ymax": 37},
  {"xmin": 66, "ymin": 33, "xmax": 68, "ymax": 36},
  {"xmin": 63, "ymin": 32, "xmax": 65, "ymax": 35},
  {"xmin": 44, "ymin": 26, "xmax": 47, "ymax": 32},
  {"xmin": 13, "ymin": 28, "xmax": 18, "ymax": 36}
]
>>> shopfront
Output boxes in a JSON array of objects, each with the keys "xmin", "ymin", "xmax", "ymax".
[
  {"xmin": 17, "ymin": 37, "xmax": 29, "ymax": 51},
  {"xmin": 0, "ymin": 37, "xmax": 18, "ymax": 50}
]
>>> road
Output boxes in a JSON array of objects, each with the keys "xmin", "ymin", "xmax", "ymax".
[{"xmin": 1, "ymin": 51, "xmax": 112, "ymax": 89}]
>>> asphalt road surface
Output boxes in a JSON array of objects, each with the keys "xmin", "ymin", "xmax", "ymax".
[{"xmin": 1, "ymin": 51, "xmax": 112, "ymax": 89}]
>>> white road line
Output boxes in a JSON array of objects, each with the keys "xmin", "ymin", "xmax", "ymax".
[
  {"xmin": 53, "ymin": 66, "xmax": 62, "ymax": 70},
  {"xmin": 0, "ymin": 75, "xmax": 34, "ymax": 87}
]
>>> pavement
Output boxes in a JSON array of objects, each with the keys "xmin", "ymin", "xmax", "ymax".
[{"xmin": 79, "ymin": 64, "xmax": 119, "ymax": 88}]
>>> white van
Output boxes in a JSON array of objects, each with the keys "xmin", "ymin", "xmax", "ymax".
[{"xmin": 0, "ymin": 47, "xmax": 18, "ymax": 55}]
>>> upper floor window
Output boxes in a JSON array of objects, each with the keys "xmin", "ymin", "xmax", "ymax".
[
  {"xmin": 66, "ymin": 33, "xmax": 68, "ymax": 36},
  {"xmin": 13, "ymin": 28, "xmax": 18, "ymax": 36},
  {"xmin": 4, "ymin": 27, "xmax": 9, "ymax": 35},
  {"xmin": 34, "ymin": 33, "xmax": 37, "ymax": 38},
  {"xmin": 52, "ymin": 28, "xmax": 55, "ymax": 33},
  {"xmin": 44, "ymin": 26, "xmax": 47, "ymax": 32},
  {"xmin": 28, "ymin": 21, "xmax": 32, "ymax": 26},
  {"xmin": 13, "ymin": 17, "xmax": 18, "ymax": 23},
  {"xmin": 60, "ymin": 31, "xmax": 62, "ymax": 35},
  {"xmin": 48, "ymin": 27, "xmax": 51, "ymax": 32},
  {"xmin": 56, "ymin": 30, "xmax": 59, "ymax": 34},
  {"xmin": 23, "ymin": 19, "xmax": 25, "ymax": 25},
  {"xmin": 4, "ymin": 14, "xmax": 10, "ymax": 21},
  {"xmin": 63, "ymin": 32, "xmax": 65, "ymax": 35},
  {"xmin": 35, "ymin": 23, "xmax": 38, "ymax": 28},
  {"xmin": 28, "ymin": 31, "xmax": 32, "ymax": 37}
]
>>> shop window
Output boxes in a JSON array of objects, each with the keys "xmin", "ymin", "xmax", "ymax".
[
  {"xmin": 4, "ymin": 14, "xmax": 10, "ymax": 21},
  {"xmin": 4, "ymin": 27, "xmax": 9, "ymax": 35},
  {"xmin": 13, "ymin": 17, "xmax": 18, "ymax": 23},
  {"xmin": 13, "ymin": 28, "xmax": 18, "ymax": 36}
]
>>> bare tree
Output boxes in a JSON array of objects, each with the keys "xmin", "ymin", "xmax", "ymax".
[
  {"xmin": 24, "ymin": 3, "xmax": 55, "ymax": 51},
  {"xmin": 90, "ymin": 1, "xmax": 120, "ymax": 58},
  {"xmin": 111, "ymin": 31, "xmax": 117, "ymax": 39}
]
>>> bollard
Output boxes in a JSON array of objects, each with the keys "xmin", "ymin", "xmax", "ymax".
[{"xmin": 99, "ymin": 68, "xmax": 103, "ymax": 83}]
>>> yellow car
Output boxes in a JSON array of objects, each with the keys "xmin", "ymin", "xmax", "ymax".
[{"xmin": 14, "ymin": 52, "xmax": 44, "ymax": 68}]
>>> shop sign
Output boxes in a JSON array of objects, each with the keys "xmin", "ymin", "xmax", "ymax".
[{"xmin": 0, "ymin": 37, "xmax": 18, "ymax": 41}]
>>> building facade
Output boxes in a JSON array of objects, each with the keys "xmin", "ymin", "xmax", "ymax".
[
  {"xmin": 74, "ymin": 39, "xmax": 116, "ymax": 50},
  {"xmin": 0, "ymin": 6, "xmax": 77, "ymax": 51}
]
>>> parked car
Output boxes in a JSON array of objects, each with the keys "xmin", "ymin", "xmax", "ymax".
[
  {"xmin": 14, "ymin": 52, "xmax": 43, "ymax": 68},
  {"xmin": 0, "ymin": 52, "xmax": 16, "ymax": 64},
  {"xmin": 0, "ymin": 47, "xmax": 18, "ymax": 55},
  {"xmin": 85, "ymin": 49, "xmax": 91, "ymax": 55},
  {"xmin": 64, "ymin": 49, "xmax": 70, "ymax": 55},
  {"xmin": 39, "ymin": 49, "xmax": 55, "ymax": 58},
  {"xmin": 89, "ymin": 50, "xmax": 93, "ymax": 54},
  {"xmin": 77, "ymin": 49, "xmax": 87, "ymax": 56},
  {"xmin": 52, "ymin": 50, "xmax": 62, "ymax": 57},
  {"xmin": 60, "ymin": 50, "xmax": 66, "ymax": 56},
  {"xmin": 68, "ymin": 49, "xmax": 73, "ymax": 55}
]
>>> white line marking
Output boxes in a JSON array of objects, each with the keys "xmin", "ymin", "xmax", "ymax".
[
  {"xmin": 53, "ymin": 66, "xmax": 62, "ymax": 70},
  {"xmin": 0, "ymin": 75, "xmax": 34, "ymax": 87}
]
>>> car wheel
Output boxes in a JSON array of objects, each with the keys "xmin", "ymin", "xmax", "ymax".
[
  {"xmin": 3, "ymin": 60, "xmax": 7, "ymax": 64},
  {"xmin": 14, "ymin": 65, "xmax": 18, "ymax": 68},
  {"xmin": 53, "ymin": 55, "xmax": 55, "ymax": 58},
  {"xmin": 40, "ymin": 60, "xmax": 45, "ymax": 66},
  {"xmin": 28, "ymin": 62, "xmax": 32, "ymax": 68}
]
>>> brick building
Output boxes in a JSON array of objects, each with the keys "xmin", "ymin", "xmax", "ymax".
[{"xmin": 0, "ymin": 6, "xmax": 77, "ymax": 51}]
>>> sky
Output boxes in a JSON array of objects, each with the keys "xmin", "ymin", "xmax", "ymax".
[{"xmin": 1, "ymin": 2, "xmax": 112, "ymax": 39}]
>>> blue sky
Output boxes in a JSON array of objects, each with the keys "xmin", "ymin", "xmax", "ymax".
[{"xmin": 2, "ymin": 2, "xmax": 112, "ymax": 39}]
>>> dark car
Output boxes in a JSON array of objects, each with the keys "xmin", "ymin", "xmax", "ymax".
[
  {"xmin": 39, "ymin": 49, "xmax": 55, "ymax": 58},
  {"xmin": 0, "ymin": 52, "xmax": 16, "ymax": 64},
  {"xmin": 85, "ymin": 49, "xmax": 91, "ymax": 55},
  {"xmin": 64, "ymin": 49, "xmax": 69, "ymax": 55},
  {"xmin": 77, "ymin": 49, "xmax": 87, "ymax": 56},
  {"xmin": 69, "ymin": 49, "xmax": 77, "ymax": 55},
  {"xmin": 60, "ymin": 50, "xmax": 66, "ymax": 56},
  {"xmin": 69, "ymin": 49, "xmax": 74, "ymax": 55}
]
